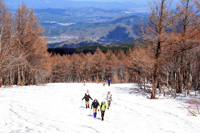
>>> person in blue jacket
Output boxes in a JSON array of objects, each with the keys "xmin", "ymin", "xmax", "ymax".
[{"xmin": 108, "ymin": 78, "xmax": 111, "ymax": 86}]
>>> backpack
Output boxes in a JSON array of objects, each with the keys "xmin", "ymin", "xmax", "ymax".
[
  {"xmin": 107, "ymin": 94, "xmax": 112, "ymax": 100},
  {"xmin": 100, "ymin": 103, "xmax": 105, "ymax": 109}
]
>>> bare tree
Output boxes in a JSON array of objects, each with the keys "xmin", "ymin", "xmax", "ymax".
[
  {"xmin": 0, "ymin": 0, "xmax": 14, "ymax": 86},
  {"xmin": 14, "ymin": 2, "xmax": 51, "ymax": 85},
  {"xmin": 141, "ymin": 0, "xmax": 172, "ymax": 99},
  {"xmin": 172, "ymin": 0, "xmax": 200, "ymax": 94}
]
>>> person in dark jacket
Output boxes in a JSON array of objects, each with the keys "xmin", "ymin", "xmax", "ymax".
[
  {"xmin": 82, "ymin": 93, "xmax": 93, "ymax": 109},
  {"xmin": 91, "ymin": 99, "xmax": 99, "ymax": 118},
  {"xmin": 103, "ymin": 78, "xmax": 106, "ymax": 86},
  {"xmin": 108, "ymin": 78, "xmax": 111, "ymax": 86}
]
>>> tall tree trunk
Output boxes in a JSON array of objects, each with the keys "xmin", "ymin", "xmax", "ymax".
[
  {"xmin": 21, "ymin": 66, "xmax": 24, "ymax": 86},
  {"xmin": 179, "ymin": 55, "xmax": 184, "ymax": 93},
  {"xmin": 17, "ymin": 66, "xmax": 21, "ymax": 86},
  {"xmin": 198, "ymin": 72, "xmax": 200, "ymax": 90},
  {"xmin": 166, "ymin": 71, "xmax": 169, "ymax": 89},
  {"xmin": 198, "ymin": 72, "xmax": 200, "ymax": 96},
  {"xmin": 175, "ymin": 71, "xmax": 178, "ymax": 97},
  {"xmin": 187, "ymin": 73, "xmax": 192, "ymax": 95},
  {"xmin": 163, "ymin": 84, "xmax": 166, "ymax": 96},
  {"xmin": 34, "ymin": 72, "xmax": 38, "ymax": 85},
  {"xmin": 0, "ymin": 75, "xmax": 2, "ymax": 87},
  {"xmin": 9, "ymin": 70, "xmax": 13, "ymax": 85},
  {"xmin": 151, "ymin": 39, "xmax": 161, "ymax": 99},
  {"xmin": 144, "ymin": 73, "xmax": 146, "ymax": 91},
  {"xmin": 152, "ymin": 62, "xmax": 159, "ymax": 99},
  {"xmin": 176, "ymin": 68, "xmax": 179, "ymax": 93}
]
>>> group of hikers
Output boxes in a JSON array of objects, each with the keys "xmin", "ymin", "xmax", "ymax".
[
  {"xmin": 83, "ymin": 78, "xmax": 111, "ymax": 86},
  {"xmin": 102, "ymin": 78, "xmax": 111, "ymax": 86},
  {"xmin": 82, "ymin": 91, "xmax": 112, "ymax": 121}
]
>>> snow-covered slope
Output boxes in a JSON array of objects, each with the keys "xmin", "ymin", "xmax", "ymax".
[{"xmin": 0, "ymin": 83, "xmax": 199, "ymax": 133}]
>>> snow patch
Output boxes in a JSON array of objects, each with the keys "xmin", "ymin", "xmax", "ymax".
[{"xmin": 0, "ymin": 83, "xmax": 199, "ymax": 132}]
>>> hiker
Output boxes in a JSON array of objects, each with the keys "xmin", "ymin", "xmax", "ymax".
[
  {"xmin": 108, "ymin": 78, "xmax": 111, "ymax": 86},
  {"xmin": 91, "ymin": 99, "xmax": 99, "ymax": 118},
  {"xmin": 103, "ymin": 78, "xmax": 106, "ymax": 86},
  {"xmin": 106, "ymin": 91, "xmax": 112, "ymax": 108},
  {"xmin": 83, "ymin": 79, "xmax": 86, "ymax": 86},
  {"xmin": 82, "ymin": 93, "xmax": 93, "ymax": 109},
  {"xmin": 99, "ymin": 101, "xmax": 109, "ymax": 121}
]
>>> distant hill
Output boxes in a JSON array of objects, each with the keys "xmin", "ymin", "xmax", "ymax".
[
  {"xmin": 110, "ymin": 15, "xmax": 148, "ymax": 25},
  {"xmin": 46, "ymin": 14, "xmax": 146, "ymax": 47},
  {"xmin": 98, "ymin": 26, "xmax": 134, "ymax": 43}
]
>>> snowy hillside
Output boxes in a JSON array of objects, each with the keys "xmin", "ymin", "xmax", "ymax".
[{"xmin": 0, "ymin": 83, "xmax": 199, "ymax": 133}]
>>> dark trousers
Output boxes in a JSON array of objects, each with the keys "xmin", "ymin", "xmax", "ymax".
[
  {"xmin": 101, "ymin": 111, "xmax": 105, "ymax": 117},
  {"xmin": 107, "ymin": 100, "xmax": 111, "ymax": 107}
]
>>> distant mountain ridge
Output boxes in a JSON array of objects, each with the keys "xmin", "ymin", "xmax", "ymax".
[
  {"xmin": 45, "ymin": 15, "xmax": 147, "ymax": 47},
  {"xmin": 111, "ymin": 15, "xmax": 148, "ymax": 25},
  {"xmin": 5, "ymin": 0, "xmax": 146, "ymax": 11},
  {"xmin": 41, "ymin": 9, "xmax": 148, "ymax": 48},
  {"xmin": 5, "ymin": 1, "xmax": 149, "ymax": 48},
  {"xmin": 35, "ymin": 7, "xmax": 135, "ymax": 23}
]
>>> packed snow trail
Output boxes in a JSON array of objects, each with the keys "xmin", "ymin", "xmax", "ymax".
[{"xmin": 0, "ymin": 83, "xmax": 199, "ymax": 133}]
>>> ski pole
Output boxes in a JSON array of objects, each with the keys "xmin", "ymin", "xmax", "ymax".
[
  {"xmin": 98, "ymin": 110, "xmax": 100, "ymax": 118},
  {"xmin": 82, "ymin": 100, "xmax": 83, "ymax": 107}
]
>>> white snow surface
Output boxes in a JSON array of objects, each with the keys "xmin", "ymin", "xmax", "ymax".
[{"xmin": 0, "ymin": 83, "xmax": 199, "ymax": 133}]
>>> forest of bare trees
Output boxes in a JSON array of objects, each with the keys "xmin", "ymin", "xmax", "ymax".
[
  {"xmin": 0, "ymin": 1, "xmax": 51, "ymax": 86},
  {"xmin": 0, "ymin": 0, "xmax": 199, "ymax": 99}
]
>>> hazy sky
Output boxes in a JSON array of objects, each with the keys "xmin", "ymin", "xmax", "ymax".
[
  {"xmin": 4, "ymin": 0, "xmax": 179, "ymax": 10},
  {"xmin": 4, "ymin": 0, "xmax": 179, "ymax": 4},
  {"xmin": 72, "ymin": 0, "xmax": 147, "ymax": 1},
  {"xmin": 71, "ymin": 0, "xmax": 150, "ymax": 2},
  {"xmin": 70, "ymin": 0, "xmax": 178, "ymax": 2}
]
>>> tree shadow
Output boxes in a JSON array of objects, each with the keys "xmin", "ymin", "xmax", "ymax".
[
  {"xmin": 115, "ymin": 86, "xmax": 151, "ymax": 99},
  {"xmin": 129, "ymin": 87, "xmax": 151, "ymax": 99}
]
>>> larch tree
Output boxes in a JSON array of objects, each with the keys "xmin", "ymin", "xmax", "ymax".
[
  {"xmin": 172, "ymin": 0, "xmax": 200, "ymax": 94},
  {"xmin": 141, "ymin": 0, "xmax": 172, "ymax": 99},
  {"xmin": 194, "ymin": 0, "xmax": 200, "ymax": 91},
  {"xmin": 132, "ymin": 46, "xmax": 155, "ymax": 91},
  {"xmin": 105, "ymin": 50, "xmax": 119, "ymax": 81},
  {"xmin": 50, "ymin": 55, "xmax": 69, "ymax": 82},
  {"xmin": 69, "ymin": 53, "xmax": 82, "ymax": 82},
  {"xmin": 84, "ymin": 52, "xmax": 93, "ymax": 82},
  {"xmin": 116, "ymin": 50, "xmax": 127, "ymax": 83},
  {"xmin": 0, "ymin": 0, "xmax": 13, "ymax": 87},
  {"xmin": 91, "ymin": 48, "xmax": 106, "ymax": 82},
  {"xmin": 14, "ymin": 2, "xmax": 51, "ymax": 85}
]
